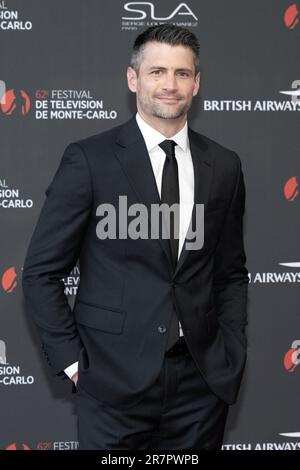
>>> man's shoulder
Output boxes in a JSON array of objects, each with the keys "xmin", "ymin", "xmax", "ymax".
[
  {"xmin": 70, "ymin": 120, "xmax": 126, "ymax": 154},
  {"xmin": 189, "ymin": 127, "xmax": 241, "ymax": 168}
]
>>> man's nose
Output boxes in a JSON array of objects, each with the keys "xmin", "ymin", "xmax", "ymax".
[{"xmin": 162, "ymin": 73, "xmax": 178, "ymax": 91}]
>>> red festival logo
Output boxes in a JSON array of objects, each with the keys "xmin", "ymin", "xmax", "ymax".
[
  {"xmin": 5, "ymin": 443, "xmax": 31, "ymax": 450},
  {"xmin": 284, "ymin": 4, "xmax": 299, "ymax": 30},
  {"xmin": 0, "ymin": 89, "xmax": 30, "ymax": 116},
  {"xmin": 284, "ymin": 176, "xmax": 298, "ymax": 201},
  {"xmin": 1, "ymin": 267, "xmax": 18, "ymax": 293},
  {"xmin": 37, "ymin": 442, "xmax": 52, "ymax": 450},
  {"xmin": 284, "ymin": 340, "xmax": 300, "ymax": 372}
]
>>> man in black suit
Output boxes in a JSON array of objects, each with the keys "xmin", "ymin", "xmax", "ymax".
[{"xmin": 22, "ymin": 24, "xmax": 248, "ymax": 450}]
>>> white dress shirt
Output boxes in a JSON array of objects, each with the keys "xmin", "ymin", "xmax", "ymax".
[
  {"xmin": 64, "ymin": 112, "xmax": 194, "ymax": 379},
  {"xmin": 136, "ymin": 112, "xmax": 194, "ymax": 338}
]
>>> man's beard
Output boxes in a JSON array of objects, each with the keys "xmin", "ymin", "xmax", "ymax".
[{"xmin": 138, "ymin": 93, "xmax": 191, "ymax": 120}]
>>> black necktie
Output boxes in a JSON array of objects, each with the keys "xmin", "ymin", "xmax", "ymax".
[{"xmin": 159, "ymin": 139, "xmax": 180, "ymax": 350}]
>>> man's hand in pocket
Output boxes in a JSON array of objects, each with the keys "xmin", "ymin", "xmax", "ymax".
[{"xmin": 71, "ymin": 372, "xmax": 78, "ymax": 386}]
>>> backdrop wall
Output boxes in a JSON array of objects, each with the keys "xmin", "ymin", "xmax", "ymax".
[{"xmin": 1, "ymin": 0, "xmax": 299, "ymax": 451}]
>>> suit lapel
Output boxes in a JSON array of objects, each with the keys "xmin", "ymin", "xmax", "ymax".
[
  {"xmin": 174, "ymin": 127, "xmax": 213, "ymax": 276},
  {"xmin": 114, "ymin": 116, "xmax": 174, "ymax": 269}
]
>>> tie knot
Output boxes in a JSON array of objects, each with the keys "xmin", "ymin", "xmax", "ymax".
[{"xmin": 159, "ymin": 139, "xmax": 177, "ymax": 157}]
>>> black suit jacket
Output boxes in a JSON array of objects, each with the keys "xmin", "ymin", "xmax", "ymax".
[{"xmin": 22, "ymin": 115, "xmax": 249, "ymax": 408}]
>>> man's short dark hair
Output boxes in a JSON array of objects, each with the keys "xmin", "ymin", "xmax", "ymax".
[{"xmin": 130, "ymin": 24, "xmax": 200, "ymax": 76}]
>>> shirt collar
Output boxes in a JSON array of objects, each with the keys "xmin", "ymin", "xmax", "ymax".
[{"xmin": 136, "ymin": 112, "xmax": 188, "ymax": 153}]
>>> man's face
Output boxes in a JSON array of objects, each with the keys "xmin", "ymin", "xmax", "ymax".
[{"xmin": 127, "ymin": 42, "xmax": 200, "ymax": 121}]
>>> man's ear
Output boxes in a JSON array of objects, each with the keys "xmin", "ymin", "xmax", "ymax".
[
  {"xmin": 127, "ymin": 66, "xmax": 138, "ymax": 93},
  {"xmin": 193, "ymin": 72, "xmax": 201, "ymax": 96}
]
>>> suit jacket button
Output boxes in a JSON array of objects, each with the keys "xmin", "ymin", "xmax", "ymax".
[{"xmin": 158, "ymin": 325, "xmax": 167, "ymax": 334}]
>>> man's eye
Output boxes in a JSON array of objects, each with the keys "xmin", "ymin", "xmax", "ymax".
[
  {"xmin": 151, "ymin": 70, "xmax": 162, "ymax": 75},
  {"xmin": 178, "ymin": 72, "xmax": 189, "ymax": 77}
]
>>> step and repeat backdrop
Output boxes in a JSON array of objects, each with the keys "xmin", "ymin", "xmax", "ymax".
[{"xmin": 0, "ymin": 0, "xmax": 299, "ymax": 451}]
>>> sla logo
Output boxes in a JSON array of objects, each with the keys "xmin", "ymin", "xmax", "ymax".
[
  {"xmin": 284, "ymin": 176, "xmax": 299, "ymax": 201},
  {"xmin": 284, "ymin": 4, "xmax": 299, "ymax": 30},
  {"xmin": 5, "ymin": 443, "xmax": 31, "ymax": 450},
  {"xmin": 1, "ymin": 267, "xmax": 18, "ymax": 293},
  {"xmin": 284, "ymin": 340, "xmax": 300, "ymax": 372},
  {"xmin": 0, "ymin": 89, "xmax": 30, "ymax": 116},
  {"xmin": 122, "ymin": 2, "xmax": 198, "ymax": 21}
]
